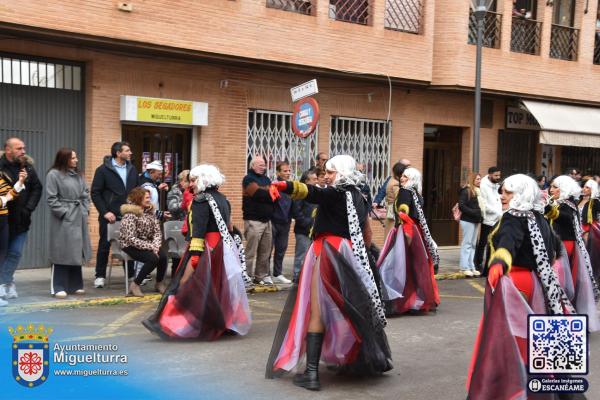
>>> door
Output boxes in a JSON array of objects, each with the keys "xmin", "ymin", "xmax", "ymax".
[
  {"xmin": 422, "ymin": 126, "xmax": 462, "ymax": 246},
  {"xmin": 497, "ymin": 130, "xmax": 537, "ymax": 176},
  {"xmin": 0, "ymin": 54, "xmax": 85, "ymax": 268},
  {"xmin": 122, "ymin": 125, "xmax": 192, "ymax": 208}
]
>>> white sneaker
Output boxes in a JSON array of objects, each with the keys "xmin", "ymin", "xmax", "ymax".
[
  {"xmin": 0, "ymin": 284, "xmax": 6, "ymax": 299},
  {"xmin": 462, "ymin": 270, "xmax": 474, "ymax": 277},
  {"xmin": 54, "ymin": 291, "xmax": 67, "ymax": 299},
  {"xmin": 0, "ymin": 298, "xmax": 7, "ymax": 307},
  {"xmin": 262, "ymin": 276, "xmax": 274, "ymax": 285},
  {"xmin": 472, "ymin": 270, "xmax": 481, "ymax": 277},
  {"xmin": 272, "ymin": 275, "xmax": 291, "ymax": 284},
  {"xmin": 94, "ymin": 277, "xmax": 105, "ymax": 288},
  {"xmin": 6, "ymin": 283, "xmax": 17, "ymax": 299}
]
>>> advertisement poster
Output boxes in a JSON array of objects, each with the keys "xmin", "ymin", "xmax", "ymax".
[
  {"xmin": 163, "ymin": 153, "xmax": 172, "ymax": 183},
  {"xmin": 141, "ymin": 152, "xmax": 151, "ymax": 172}
]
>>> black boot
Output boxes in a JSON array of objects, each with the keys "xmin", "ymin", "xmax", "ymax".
[{"xmin": 293, "ymin": 332, "xmax": 323, "ymax": 391}]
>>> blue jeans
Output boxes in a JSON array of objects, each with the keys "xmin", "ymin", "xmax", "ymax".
[
  {"xmin": 292, "ymin": 233, "xmax": 312, "ymax": 282},
  {"xmin": 459, "ymin": 221, "xmax": 479, "ymax": 271},
  {"xmin": 0, "ymin": 231, "xmax": 28, "ymax": 285}
]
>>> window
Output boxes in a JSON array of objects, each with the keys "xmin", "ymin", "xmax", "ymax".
[
  {"xmin": 0, "ymin": 56, "xmax": 82, "ymax": 90},
  {"xmin": 550, "ymin": 0, "xmax": 578, "ymax": 61},
  {"xmin": 594, "ymin": 0, "xmax": 600, "ymax": 64},
  {"xmin": 468, "ymin": 1, "xmax": 502, "ymax": 49},
  {"xmin": 266, "ymin": 0, "xmax": 313, "ymax": 15},
  {"xmin": 384, "ymin": 0, "xmax": 423, "ymax": 34},
  {"xmin": 510, "ymin": 0, "xmax": 541, "ymax": 55},
  {"xmin": 247, "ymin": 109, "xmax": 318, "ymax": 180},
  {"xmin": 329, "ymin": 0, "xmax": 370, "ymax": 25},
  {"xmin": 329, "ymin": 116, "xmax": 391, "ymax": 199}
]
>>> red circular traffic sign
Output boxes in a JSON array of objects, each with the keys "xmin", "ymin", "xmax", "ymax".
[{"xmin": 292, "ymin": 97, "xmax": 319, "ymax": 138}]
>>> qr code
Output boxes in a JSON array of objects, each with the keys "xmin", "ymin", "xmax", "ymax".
[{"xmin": 528, "ymin": 315, "xmax": 587, "ymax": 374}]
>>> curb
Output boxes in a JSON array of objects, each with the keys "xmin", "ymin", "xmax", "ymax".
[{"xmin": 1, "ymin": 294, "xmax": 162, "ymax": 314}]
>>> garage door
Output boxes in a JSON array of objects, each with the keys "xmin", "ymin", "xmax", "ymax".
[{"xmin": 0, "ymin": 53, "xmax": 85, "ymax": 268}]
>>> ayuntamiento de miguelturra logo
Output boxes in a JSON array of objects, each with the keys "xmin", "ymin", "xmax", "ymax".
[{"xmin": 9, "ymin": 324, "xmax": 52, "ymax": 388}]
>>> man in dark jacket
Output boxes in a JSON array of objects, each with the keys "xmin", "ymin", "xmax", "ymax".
[
  {"xmin": 91, "ymin": 141, "xmax": 138, "ymax": 288},
  {"xmin": 291, "ymin": 170, "xmax": 318, "ymax": 283},
  {"xmin": 243, "ymin": 155, "xmax": 275, "ymax": 285},
  {"xmin": 271, "ymin": 162, "xmax": 292, "ymax": 284},
  {"xmin": 0, "ymin": 137, "xmax": 43, "ymax": 300}
]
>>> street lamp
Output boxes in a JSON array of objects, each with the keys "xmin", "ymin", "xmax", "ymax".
[{"xmin": 470, "ymin": 0, "xmax": 495, "ymax": 173}]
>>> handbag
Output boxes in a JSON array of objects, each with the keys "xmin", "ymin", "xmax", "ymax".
[{"xmin": 452, "ymin": 203, "xmax": 461, "ymax": 222}]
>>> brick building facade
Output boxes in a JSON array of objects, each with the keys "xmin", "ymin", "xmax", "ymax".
[{"xmin": 1, "ymin": 0, "xmax": 599, "ymax": 266}]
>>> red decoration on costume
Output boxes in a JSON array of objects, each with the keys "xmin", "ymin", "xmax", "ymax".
[{"xmin": 269, "ymin": 185, "xmax": 281, "ymax": 201}]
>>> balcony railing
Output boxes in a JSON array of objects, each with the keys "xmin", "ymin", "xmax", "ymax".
[
  {"xmin": 468, "ymin": 11, "xmax": 502, "ymax": 49},
  {"xmin": 266, "ymin": 0, "xmax": 313, "ymax": 15},
  {"xmin": 510, "ymin": 17, "xmax": 541, "ymax": 55},
  {"xmin": 384, "ymin": 0, "xmax": 423, "ymax": 34},
  {"xmin": 594, "ymin": 33, "xmax": 600, "ymax": 65},
  {"xmin": 550, "ymin": 24, "xmax": 579, "ymax": 61},
  {"xmin": 329, "ymin": 0, "xmax": 370, "ymax": 25}
]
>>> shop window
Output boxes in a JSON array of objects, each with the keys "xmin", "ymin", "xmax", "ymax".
[
  {"xmin": 384, "ymin": 0, "xmax": 424, "ymax": 34},
  {"xmin": 468, "ymin": 1, "xmax": 502, "ymax": 49},
  {"xmin": 329, "ymin": 116, "xmax": 391, "ymax": 199},
  {"xmin": 550, "ymin": 0, "xmax": 579, "ymax": 61},
  {"xmin": 266, "ymin": 0, "xmax": 313, "ymax": 15},
  {"xmin": 561, "ymin": 146, "xmax": 600, "ymax": 177},
  {"xmin": 247, "ymin": 109, "xmax": 318, "ymax": 180},
  {"xmin": 510, "ymin": 0, "xmax": 541, "ymax": 55},
  {"xmin": 481, "ymin": 99, "xmax": 494, "ymax": 128},
  {"xmin": 329, "ymin": 0, "xmax": 370, "ymax": 25},
  {"xmin": 0, "ymin": 56, "xmax": 82, "ymax": 90}
]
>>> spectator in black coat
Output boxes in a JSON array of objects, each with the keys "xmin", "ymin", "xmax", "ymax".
[
  {"xmin": 291, "ymin": 170, "xmax": 318, "ymax": 283},
  {"xmin": 90, "ymin": 141, "xmax": 139, "ymax": 288},
  {"xmin": 459, "ymin": 172, "xmax": 483, "ymax": 277}
]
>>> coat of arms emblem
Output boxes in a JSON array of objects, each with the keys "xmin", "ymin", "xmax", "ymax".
[{"xmin": 9, "ymin": 324, "xmax": 52, "ymax": 388}]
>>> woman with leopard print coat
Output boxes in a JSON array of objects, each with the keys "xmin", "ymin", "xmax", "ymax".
[
  {"xmin": 467, "ymin": 174, "xmax": 576, "ymax": 400},
  {"xmin": 266, "ymin": 155, "xmax": 392, "ymax": 391},
  {"xmin": 119, "ymin": 187, "xmax": 167, "ymax": 297}
]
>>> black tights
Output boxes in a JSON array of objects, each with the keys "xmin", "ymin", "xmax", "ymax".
[{"xmin": 122, "ymin": 247, "xmax": 167, "ymax": 285}]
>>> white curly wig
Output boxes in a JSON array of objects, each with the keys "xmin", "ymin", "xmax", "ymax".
[
  {"xmin": 502, "ymin": 174, "xmax": 542, "ymax": 212},
  {"xmin": 584, "ymin": 179, "xmax": 599, "ymax": 199},
  {"xmin": 189, "ymin": 164, "xmax": 225, "ymax": 192},
  {"xmin": 325, "ymin": 155, "xmax": 363, "ymax": 187},
  {"xmin": 401, "ymin": 167, "xmax": 422, "ymax": 194},
  {"xmin": 552, "ymin": 175, "xmax": 581, "ymax": 201}
]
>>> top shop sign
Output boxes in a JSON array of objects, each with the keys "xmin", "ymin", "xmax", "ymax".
[{"xmin": 291, "ymin": 79, "xmax": 318, "ymax": 102}]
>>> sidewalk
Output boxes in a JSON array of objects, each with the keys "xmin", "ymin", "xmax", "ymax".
[{"xmin": 0, "ymin": 247, "xmax": 464, "ymax": 312}]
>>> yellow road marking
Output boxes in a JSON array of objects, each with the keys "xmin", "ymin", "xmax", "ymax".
[
  {"xmin": 62, "ymin": 303, "xmax": 154, "ymax": 342},
  {"xmin": 467, "ymin": 280, "xmax": 486, "ymax": 294},
  {"xmin": 440, "ymin": 294, "xmax": 482, "ymax": 300}
]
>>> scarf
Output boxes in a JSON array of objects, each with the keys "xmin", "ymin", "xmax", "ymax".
[
  {"xmin": 507, "ymin": 209, "xmax": 575, "ymax": 314},
  {"xmin": 205, "ymin": 193, "xmax": 252, "ymax": 284},
  {"xmin": 406, "ymin": 188, "xmax": 440, "ymax": 267},
  {"xmin": 557, "ymin": 199, "xmax": 600, "ymax": 301},
  {"xmin": 344, "ymin": 190, "xmax": 387, "ymax": 328}
]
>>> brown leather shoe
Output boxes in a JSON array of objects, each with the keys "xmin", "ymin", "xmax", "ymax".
[
  {"xmin": 128, "ymin": 282, "xmax": 144, "ymax": 297},
  {"xmin": 155, "ymin": 281, "xmax": 167, "ymax": 294}
]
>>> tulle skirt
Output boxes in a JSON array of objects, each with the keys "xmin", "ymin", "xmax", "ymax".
[
  {"xmin": 587, "ymin": 222, "xmax": 600, "ymax": 284},
  {"xmin": 265, "ymin": 234, "xmax": 392, "ymax": 378},
  {"xmin": 142, "ymin": 233, "xmax": 251, "ymax": 340},
  {"xmin": 376, "ymin": 224, "xmax": 440, "ymax": 315},
  {"xmin": 467, "ymin": 268, "xmax": 562, "ymax": 400},
  {"xmin": 560, "ymin": 240, "xmax": 600, "ymax": 332}
]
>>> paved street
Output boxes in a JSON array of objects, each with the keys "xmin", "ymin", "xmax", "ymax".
[{"xmin": 2, "ymin": 275, "xmax": 599, "ymax": 399}]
